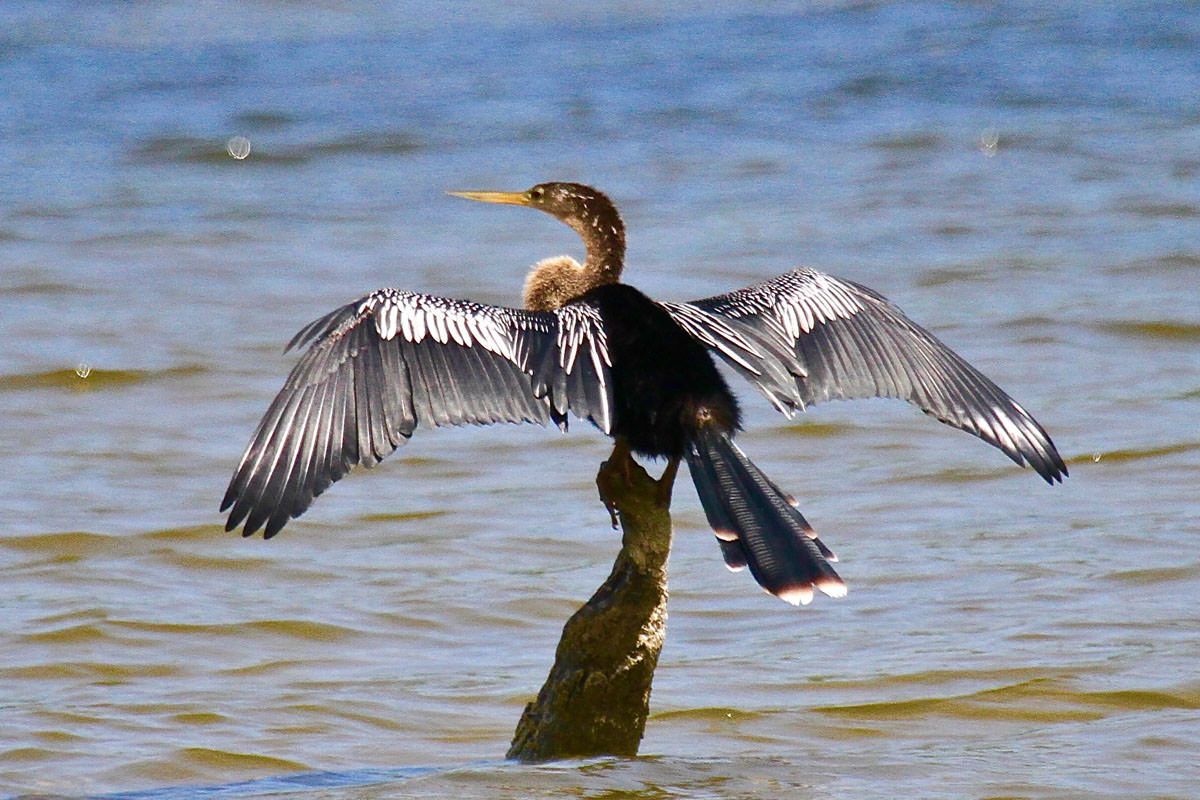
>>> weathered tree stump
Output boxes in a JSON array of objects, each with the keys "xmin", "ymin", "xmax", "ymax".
[{"xmin": 507, "ymin": 449, "xmax": 674, "ymax": 762}]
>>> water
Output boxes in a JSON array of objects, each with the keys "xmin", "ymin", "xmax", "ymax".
[{"xmin": 2, "ymin": 2, "xmax": 1198, "ymax": 797}]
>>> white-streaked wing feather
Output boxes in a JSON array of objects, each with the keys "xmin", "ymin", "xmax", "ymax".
[
  {"xmin": 679, "ymin": 268, "xmax": 1067, "ymax": 482},
  {"xmin": 222, "ymin": 289, "xmax": 613, "ymax": 537}
]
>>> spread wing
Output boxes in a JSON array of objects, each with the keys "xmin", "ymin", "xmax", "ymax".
[
  {"xmin": 668, "ymin": 268, "xmax": 1067, "ymax": 483},
  {"xmin": 221, "ymin": 289, "xmax": 613, "ymax": 537}
]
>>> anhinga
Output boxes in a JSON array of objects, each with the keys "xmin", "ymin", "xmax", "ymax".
[{"xmin": 222, "ymin": 182, "xmax": 1066, "ymax": 606}]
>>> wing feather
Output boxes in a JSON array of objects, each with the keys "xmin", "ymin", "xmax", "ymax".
[
  {"xmin": 223, "ymin": 290, "xmax": 615, "ymax": 537},
  {"xmin": 659, "ymin": 301, "xmax": 803, "ymax": 414},
  {"xmin": 678, "ymin": 268, "xmax": 1067, "ymax": 483}
]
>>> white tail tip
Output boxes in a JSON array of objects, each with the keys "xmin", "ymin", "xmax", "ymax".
[
  {"xmin": 778, "ymin": 584, "xmax": 815, "ymax": 606},
  {"xmin": 816, "ymin": 576, "xmax": 848, "ymax": 599}
]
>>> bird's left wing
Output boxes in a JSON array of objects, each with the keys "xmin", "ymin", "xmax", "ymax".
[
  {"xmin": 668, "ymin": 268, "xmax": 1067, "ymax": 483},
  {"xmin": 221, "ymin": 289, "xmax": 612, "ymax": 538}
]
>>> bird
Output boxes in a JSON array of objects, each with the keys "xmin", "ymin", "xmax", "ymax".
[{"xmin": 221, "ymin": 182, "xmax": 1067, "ymax": 606}]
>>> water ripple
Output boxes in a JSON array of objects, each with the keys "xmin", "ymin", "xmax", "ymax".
[
  {"xmin": 1097, "ymin": 321, "xmax": 1200, "ymax": 342},
  {"xmin": 0, "ymin": 366, "xmax": 206, "ymax": 392}
]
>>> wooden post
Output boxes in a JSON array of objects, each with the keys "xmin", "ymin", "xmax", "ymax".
[{"xmin": 507, "ymin": 450, "xmax": 674, "ymax": 762}]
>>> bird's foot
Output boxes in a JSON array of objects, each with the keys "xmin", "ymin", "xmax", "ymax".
[
  {"xmin": 596, "ymin": 459, "xmax": 630, "ymax": 529},
  {"xmin": 597, "ymin": 440, "xmax": 636, "ymax": 529}
]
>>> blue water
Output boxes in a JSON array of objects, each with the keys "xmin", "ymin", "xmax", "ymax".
[{"xmin": 2, "ymin": 2, "xmax": 1198, "ymax": 798}]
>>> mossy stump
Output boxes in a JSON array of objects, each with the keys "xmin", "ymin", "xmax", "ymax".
[{"xmin": 508, "ymin": 451, "xmax": 674, "ymax": 762}]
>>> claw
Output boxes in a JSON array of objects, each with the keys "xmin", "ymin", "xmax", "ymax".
[
  {"xmin": 603, "ymin": 496, "xmax": 620, "ymax": 529},
  {"xmin": 596, "ymin": 438, "xmax": 635, "ymax": 529},
  {"xmin": 596, "ymin": 467, "xmax": 621, "ymax": 529}
]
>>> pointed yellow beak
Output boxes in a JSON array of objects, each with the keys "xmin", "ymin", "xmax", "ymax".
[{"xmin": 446, "ymin": 190, "xmax": 530, "ymax": 207}]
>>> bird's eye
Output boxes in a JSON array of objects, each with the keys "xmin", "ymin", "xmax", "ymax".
[{"xmin": 528, "ymin": 186, "xmax": 545, "ymax": 202}]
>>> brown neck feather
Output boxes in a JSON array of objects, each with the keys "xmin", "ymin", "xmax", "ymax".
[
  {"xmin": 523, "ymin": 257, "xmax": 590, "ymax": 311},
  {"xmin": 566, "ymin": 208, "xmax": 625, "ymax": 285}
]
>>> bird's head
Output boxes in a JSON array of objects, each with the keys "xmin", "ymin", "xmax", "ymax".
[
  {"xmin": 448, "ymin": 182, "xmax": 623, "ymax": 255},
  {"xmin": 449, "ymin": 182, "xmax": 627, "ymax": 294}
]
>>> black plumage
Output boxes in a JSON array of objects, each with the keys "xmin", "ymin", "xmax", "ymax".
[
  {"xmin": 222, "ymin": 182, "xmax": 1066, "ymax": 605},
  {"xmin": 578, "ymin": 283, "xmax": 739, "ymax": 459}
]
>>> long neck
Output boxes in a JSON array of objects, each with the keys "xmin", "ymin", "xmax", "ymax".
[
  {"xmin": 567, "ymin": 202, "xmax": 625, "ymax": 285},
  {"xmin": 521, "ymin": 210, "xmax": 624, "ymax": 310}
]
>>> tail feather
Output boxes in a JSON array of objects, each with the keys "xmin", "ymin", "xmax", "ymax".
[
  {"xmin": 686, "ymin": 431, "xmax": 845, "ymax": 605},
  {"xmin": 687, "ymin": 448, "xmax": 750, "ymax": 571},
  {"xmin": 757, "ymin": 467, "xmax": 838, "ymax": 563}
]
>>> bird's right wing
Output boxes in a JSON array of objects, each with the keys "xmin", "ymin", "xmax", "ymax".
[
  {"xmin": 221, "ymin": 289, "xmax": 613, "ymax": 538},
  {"xmin": 673, "ymin": 268, "xmax": 1067, "ymax": 483}
]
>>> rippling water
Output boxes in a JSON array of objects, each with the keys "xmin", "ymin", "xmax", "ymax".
[{"xmin": 2, "ymin": 2, "xmax": 1198, "ymax": 798}]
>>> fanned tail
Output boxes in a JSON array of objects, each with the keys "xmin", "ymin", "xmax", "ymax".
[{"xmin": 686, "ymin": 431, "xmax": 846, "ymax": 606}]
